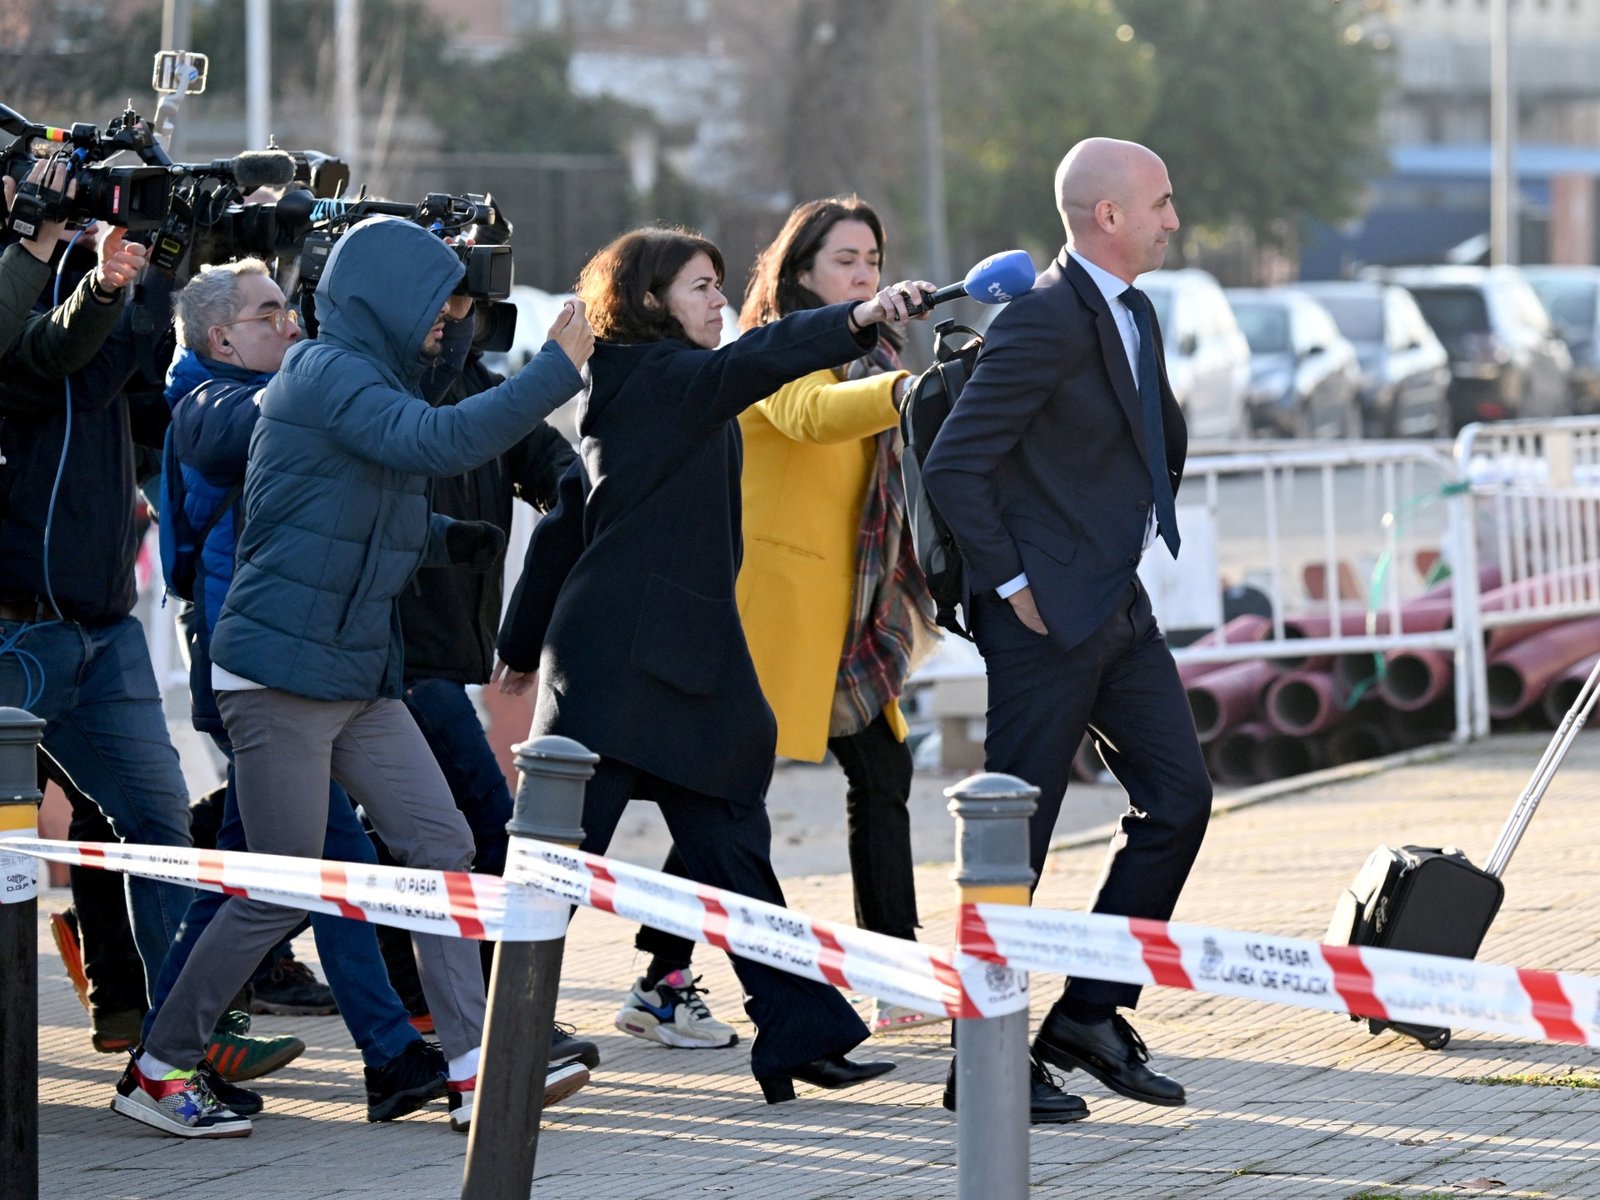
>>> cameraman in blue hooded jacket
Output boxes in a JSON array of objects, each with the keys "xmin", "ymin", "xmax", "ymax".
[{"xmin": 118, "ymin": 217, "xmax": 593, "ymax": 1139}]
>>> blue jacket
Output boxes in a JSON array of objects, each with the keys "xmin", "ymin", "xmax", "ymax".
[
  {"xmin": 162, "ymin": 347, "xmax": 274, "ymax": 732},
  {"xmin": 210, "ymin": 216, "xmax": 585, "ymax": 701}
]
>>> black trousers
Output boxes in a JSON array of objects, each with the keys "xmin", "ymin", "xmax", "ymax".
[
  {"xmin": 580, "ymin": 756, "xmax": 868, "ymax": 1079},
  {"xmin": 635, "ymin": 710, "xmax": 920, "ymax": 969},
  {"xmin": 830, "ymin": 712, "xmax": 920, "ymax": 940},
  {"xmin": 40, "ymin": 753, "xmax": 148, "ymax": 1016},
  {"xmin": 973, "ymin": 578, "xmax": 1212, "ymax": 1010}
]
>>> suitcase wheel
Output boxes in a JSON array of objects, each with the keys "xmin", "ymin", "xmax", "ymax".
[{"xmin": 1390, "ymin": 1021, "xmax": 1451, "ymax": 1050}]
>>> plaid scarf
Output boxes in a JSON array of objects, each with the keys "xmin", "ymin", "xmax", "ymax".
[{"xmin": 829, "ymin": 345, "xmax": 942, "ymax": 739}]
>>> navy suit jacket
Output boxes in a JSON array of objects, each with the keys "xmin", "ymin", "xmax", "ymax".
[{"xmin": 922, "ymin": 248, "xmax": 1187, "ymax": 653}]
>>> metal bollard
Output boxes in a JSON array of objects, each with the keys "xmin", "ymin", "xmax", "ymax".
[
  {"xmin": 0, "ymin": 708, "xmax": 45, "ymax": 1200},
  {"xmin": 948, "ymin": 771, "xmax": 1037, "ymax": 1200},
  {"xmin": 461, "ymin": 734, "xmax": 597, "ymax": 1200}
]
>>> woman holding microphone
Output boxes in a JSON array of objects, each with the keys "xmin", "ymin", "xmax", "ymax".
[
  {"xmin": 496, "ymin": 224, "xmax": 931, "ymax": 1103},
  {"xmin": 600, "ymin": 198, "xmax": 945, "ymax": 1041}
]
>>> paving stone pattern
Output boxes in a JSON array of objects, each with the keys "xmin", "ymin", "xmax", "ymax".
[{"xmin": 32, "ymin": 732, "xmax": 1600, "ymax": 1199}]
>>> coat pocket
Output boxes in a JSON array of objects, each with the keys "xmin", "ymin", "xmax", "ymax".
[
  {"xmin": 630, "ymin": 573, "xmax": 737, "ymax": 696},
  {"xmin": 1006, "ymin": 512, "xmax": 1081, "ymax": 569}
]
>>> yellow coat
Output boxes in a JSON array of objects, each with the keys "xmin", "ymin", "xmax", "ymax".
[{"xmin": 736, "ymin": 365, "xmax": 911, "ymax": 762}]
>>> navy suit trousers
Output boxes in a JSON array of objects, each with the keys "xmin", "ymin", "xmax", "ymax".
[{"xmin": 973, "ymin": 577, "xmax": 1212, "ymax": 1010}]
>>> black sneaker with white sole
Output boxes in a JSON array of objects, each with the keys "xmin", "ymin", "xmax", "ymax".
[
  {"xmin": 365, "ymin": 1040, "xmax": 447, "ymax": 1122},
  {"xmin": 551, "ymin": 1024, "xmax": 602, "ymax": 1070}
]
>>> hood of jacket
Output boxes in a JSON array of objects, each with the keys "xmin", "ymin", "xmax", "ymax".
[
  {"xmin": 311, "ymin": 215, "xmax": 465, "ymax": 381},
  {"xmin": 163, "ymin": 346, "xmax": 274, "ymax": 410}
]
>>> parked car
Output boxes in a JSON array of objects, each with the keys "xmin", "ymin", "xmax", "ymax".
[
  {"xmin": 1225, "ymin": 288, "xmax": 1364, "ymax": 438},
  {"xmin": 1379, "ymin": 266, "xmax": 1572, "ymax": 432},
  {"xmin": 1297, "ymin": 279, "xmax": 1452, "ymax": 438},
  {"xmin": 1136, "ymin": 268, "xmax": 1252, "ymax": 440},
  {"xmin": 1522, "ymin": 265, "xmax": 1600, "ymax": 413}
]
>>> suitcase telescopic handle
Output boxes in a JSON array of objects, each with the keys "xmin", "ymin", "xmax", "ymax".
[{"xmin": 1484, "ymin": 651, "xmax": 1600, "ymax": 877}]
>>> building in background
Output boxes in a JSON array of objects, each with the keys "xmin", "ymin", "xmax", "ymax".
[{"xmin": 1304, "ymin": 0, "xmax": 1600, "ymax": 276}]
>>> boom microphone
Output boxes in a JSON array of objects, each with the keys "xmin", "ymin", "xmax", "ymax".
[
  {"xmin": 907, "ymin": 249, "xmax": 1037, "ymax": 315},
  {"xmin": 223, "ymin": 149, "xmax": 298, "ymax": 191}
]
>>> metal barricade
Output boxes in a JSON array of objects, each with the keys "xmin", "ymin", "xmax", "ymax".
[
  {"xmin": 1454, "ymin": 417, "xmax": 1600, "ymax": 736},
  {"xmin": 1167, "ymin": 440, "xmax": 1474, "ymax": 743}
]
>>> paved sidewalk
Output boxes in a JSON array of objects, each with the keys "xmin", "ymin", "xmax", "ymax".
[{"xmin": 32, "ymin": 732, "xmax": 1600, "ymax": 1199}]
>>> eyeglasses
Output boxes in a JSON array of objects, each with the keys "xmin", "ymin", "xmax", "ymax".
[{"xmin": 217, "ymin": 308, "xmax": 300, "ymax": 335}]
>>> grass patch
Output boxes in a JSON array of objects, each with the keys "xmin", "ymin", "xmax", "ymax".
[{"xmin": 1459, "ymin": 1071, "xmax": 1600, "ymax": 1090}]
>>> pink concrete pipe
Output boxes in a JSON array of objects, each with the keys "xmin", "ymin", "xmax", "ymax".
[
  {"xmin": 1485, "ymin": 617, "xmax": 1600, "ymax": 720},
  {"xmin": 1264, "ymin": 669, "xmax": 1349, "ymax": 737},
  {"xmin": 1186, "ymin": 660, "xmax": 1277, "ymax": 743}
]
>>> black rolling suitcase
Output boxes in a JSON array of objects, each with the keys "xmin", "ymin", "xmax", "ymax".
[{"xmin": 1324, "ymin": 653, "xmax": 1600, "ymax": 1050}]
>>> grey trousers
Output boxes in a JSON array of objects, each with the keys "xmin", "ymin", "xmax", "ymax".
[{"xmin": 144, "ymin": 689, "xmax": 487, "ymax": 1065}]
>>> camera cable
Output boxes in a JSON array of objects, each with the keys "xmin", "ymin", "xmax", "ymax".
[{"xmin": 0, "ymin": 219, "xmax": 93, "ymax": 710}]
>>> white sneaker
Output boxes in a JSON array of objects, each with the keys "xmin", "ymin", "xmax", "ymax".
[
  {"xmin": 614, "ymin": 970, "xmax": 739, "ymax": 1049},
  {"xmin": 447, "ymin": 1061, "xmax": 590, "ymax": 1133},
  {"xmin": 110, "ymin": 1058, "xmax": 253, "ymax": 1139},
  {"xmin": 871, "ymin": 1001, "xmax": 950, "ymax": 1034}
]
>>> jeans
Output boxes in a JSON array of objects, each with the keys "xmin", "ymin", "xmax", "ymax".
[
  {"xmin": 0, "ymin": 616, "xmax": 193, "ymax": 991},
  {"xmin": 143, "ymin": 732, "xmax": 421, "ymax": 1069},
  {"xmin": 401, "ymin": 677, "xmax": 513, "ymax": 875}
]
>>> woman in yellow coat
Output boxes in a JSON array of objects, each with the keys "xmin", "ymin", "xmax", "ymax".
[{"xmin": 740, "ymin": 197, "xmax": 942, "ymax": 1031}]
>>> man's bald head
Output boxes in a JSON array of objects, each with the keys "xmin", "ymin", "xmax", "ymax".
[
  {"xmin": 1053, "ymin": 138, "xmax": 1179, "ymax": 282},
  {"xmin": 1055, "ymin": 139, "xmax": 1162, "ymax": 232}
]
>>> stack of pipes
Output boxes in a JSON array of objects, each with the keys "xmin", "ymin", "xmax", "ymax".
[{"xmin": 1182, "ymin": 565, "xmax": 1600, "ymax": 786}]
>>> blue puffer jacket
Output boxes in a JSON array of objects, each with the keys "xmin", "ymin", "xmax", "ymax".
[
  {"xmin": 163, "ymin": 347, "xmax": 274, "ymax": 732},
  {"xmin": 210, "ymin": 216, "xmax": 585, "ymax": 701}
]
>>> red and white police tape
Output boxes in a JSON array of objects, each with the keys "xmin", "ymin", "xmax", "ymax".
[
  {"xmin": 5, "ymin": 831, "xmax": 1598, "ymax": 1046},
  {"xmin": 0, "ymin": 832, "xmax": 570, "ymax": 944},
  {"xmin": 963, "ymin": 903, "xmax": 1600, "ymax": 1047},
  {"xmin": 0, "ymin": 833, "xmax": 1021, "ymax": 1019}
]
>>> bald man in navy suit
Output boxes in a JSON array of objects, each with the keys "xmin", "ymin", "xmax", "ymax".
[{"xmin": 924, "ymin": 138, "xmax": 1212, "ymax": 1123}]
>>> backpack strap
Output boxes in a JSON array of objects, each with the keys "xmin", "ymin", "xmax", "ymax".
[
  {"xmin": 194, "ymin": 483, "xmax": 244, "ymax": 562},
  {"xmin": 933, "ymin": 320, "xmax": 983, "ymax": 363}
]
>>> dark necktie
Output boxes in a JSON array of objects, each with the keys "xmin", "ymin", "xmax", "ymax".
[{"xmin": 1120, "ymin": 285, "xmax": 1180, "ymax": 558}]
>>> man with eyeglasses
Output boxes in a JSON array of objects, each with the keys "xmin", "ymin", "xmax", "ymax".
[
  {"xmin": 140, "ymin": 257, "xmax": 466, "ymax": 1125},
  {"xmin": 118, "ymin": 220, "xmax": 592, "ymax": 1137}
]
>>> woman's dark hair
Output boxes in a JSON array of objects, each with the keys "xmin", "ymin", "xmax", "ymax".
[
  {"xmin": 575, "ymin": 226, "xmax": 725, "ymax": 344},
  {"xmin": 740, "ymin": 196, "xmax": 887, "ymax": 332}
]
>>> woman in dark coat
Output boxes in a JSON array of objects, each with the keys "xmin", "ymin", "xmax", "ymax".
[{"xmin": 496, "ymin": 226, "xmax": 930, "ymax": 1103}]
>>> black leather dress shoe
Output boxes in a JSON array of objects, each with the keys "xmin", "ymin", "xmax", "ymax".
[
  {"xmin": 941, "ymin": 1056, "xmax": 1090, "ymax": 1124},
  {"xmin": 1033, "ymin": 1010, "xmax": 1186, "ymax": 1107},
  {"xmin": 758, "ymin": 1053, "xmax": 896, "ymax": 1103}
]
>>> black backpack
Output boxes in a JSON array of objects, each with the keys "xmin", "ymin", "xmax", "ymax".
[{"xmin": 900, "ymin": 319, "xmax": 983, "ymax": 641}]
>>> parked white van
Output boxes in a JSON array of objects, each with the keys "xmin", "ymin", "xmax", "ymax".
[{"xmin": 1136, "ymin": 268, "xmax": 1252, "ymax": 441}]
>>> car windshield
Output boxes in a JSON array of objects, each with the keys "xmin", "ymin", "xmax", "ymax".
[
  {"xmin": 1231, "ymin": 302, "xmax": 1290, "ymax": 353},
  {"xmin": 1408, "ymin": 287, "xmax": 1489, "ymax": 339},
  {"xmin": 1310, "ymin": 295, "xmax": 1383, "ymax": 343},
  {"xmin": 1528, "ymin": 278, "xmax": 1598, "ymax": 332}
]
